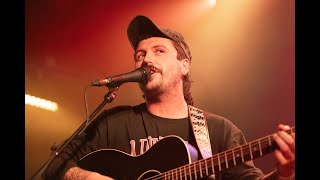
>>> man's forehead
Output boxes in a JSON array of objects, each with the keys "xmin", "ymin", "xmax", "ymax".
[{"xmin": 136, "ymin": 37, "xmax": 174, "ymax": 50}]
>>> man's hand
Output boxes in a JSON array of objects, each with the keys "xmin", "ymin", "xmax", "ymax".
[{"xmin": 272, "ymin": 124, "xmax": 295, "ymax": 177}]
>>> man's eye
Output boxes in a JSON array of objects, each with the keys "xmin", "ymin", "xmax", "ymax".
[
  {"xmin": 135, "ymin": 53, "xmax": 145, "ymax": 61},
  {"xmin": 156, "ymin": 49, "xmax": 165, "ymax": 54}
]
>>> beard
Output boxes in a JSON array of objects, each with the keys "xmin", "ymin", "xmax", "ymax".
[
  {"xmin": 139, "ymin": 73, "xmax": 182, "ymax": 103},
  {"xmin": 139, "ymin": 77, "xmax": 163, "ymax": 102}
]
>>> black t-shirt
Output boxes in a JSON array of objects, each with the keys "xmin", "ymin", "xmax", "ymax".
[{"xmin": 43, "ymin": 103, "xmax": 264, "ymax": 180}]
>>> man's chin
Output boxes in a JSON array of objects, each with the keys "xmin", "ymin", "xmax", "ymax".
[{"xmin": 139, "ymin": 83, "xmax": 159, "ymax": 94}]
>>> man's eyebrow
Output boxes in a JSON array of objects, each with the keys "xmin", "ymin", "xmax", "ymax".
[
  {"xmin": 135, "ymin": 44, "xmax": 169, "ymax": 56},
  {"xmin": 152, "ymin": 45, "xmax": 167, "ymax": 49},
  {"xmin": 134, "ymin": 49, "xmax": 145, "ymax": 56},
  {"xmin": 136, "ymin": 44, "xmax": 168, "ymax": 51}
]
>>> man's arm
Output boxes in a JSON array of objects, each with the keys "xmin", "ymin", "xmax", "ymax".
[{"xmin": 64, "ymin": 167, "xmax": 114, "ymax": 180}]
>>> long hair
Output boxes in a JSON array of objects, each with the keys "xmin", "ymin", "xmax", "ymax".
[{"xmin": 173, "ymin": 41, "xmax": 194, "ymax": 106}]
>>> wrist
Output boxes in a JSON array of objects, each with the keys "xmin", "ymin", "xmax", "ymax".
[{"xmin": 275, "ymin": 169, "xmax": 295, "ymax": 180}]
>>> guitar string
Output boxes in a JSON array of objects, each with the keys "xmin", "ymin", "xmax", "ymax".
[{"xmin": 144, "ymin": 127, "xmax": 295, "ymax": 180}]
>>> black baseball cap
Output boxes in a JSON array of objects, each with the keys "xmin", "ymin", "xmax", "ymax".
[{"xmin": 127, "ymin": 15, "xmax": 192, "ymax": 61}]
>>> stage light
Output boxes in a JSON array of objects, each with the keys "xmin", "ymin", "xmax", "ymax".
[
  {"xmin": 25, "ymin": 94, "xmax": 58, "ymax": 112},
  {"xmin": 208, "ymin": 0, "xmax": 216, "ymax": 7}
]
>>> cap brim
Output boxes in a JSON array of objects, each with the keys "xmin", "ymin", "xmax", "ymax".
[{"xmin": 127, "ymin": 15, "xmax": 173, "ymax": 50}]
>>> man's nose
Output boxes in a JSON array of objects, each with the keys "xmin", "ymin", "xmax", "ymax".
[{"xmin": 143, "ymin": 52, "xmax": 153, "ymax": 65}]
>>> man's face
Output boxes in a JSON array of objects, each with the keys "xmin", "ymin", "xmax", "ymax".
[{"xmin": 134, "ymin": 37, "xmax": 188, "ymax": 96}]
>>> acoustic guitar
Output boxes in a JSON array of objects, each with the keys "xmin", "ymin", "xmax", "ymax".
[{"xmin": 78, "ymin": 126, "xmax": 295, "ymax": 180}]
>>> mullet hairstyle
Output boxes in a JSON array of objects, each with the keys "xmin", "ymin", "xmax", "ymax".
[{"xmin": 172, "ymin": 41, "xmax": 194, "ymax": 106}]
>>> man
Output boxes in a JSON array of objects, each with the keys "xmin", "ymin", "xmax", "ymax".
[{"xmin": 43, "ymin": 15, "xmax": 295, "ymax": 180}]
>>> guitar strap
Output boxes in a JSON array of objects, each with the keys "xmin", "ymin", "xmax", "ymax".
[{"xmin": 188, "ymin": 105, "xmax": 213, "ymax": 159}]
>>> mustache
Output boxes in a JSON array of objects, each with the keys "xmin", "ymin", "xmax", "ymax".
[{"xmin": 143, "ymin": 65, "xmax": 159, "ymax": 74}]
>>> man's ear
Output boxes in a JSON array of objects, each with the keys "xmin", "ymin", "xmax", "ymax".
[{"xmin": 181, "ymin": 58, "xmax": 190, "ymax": 76}]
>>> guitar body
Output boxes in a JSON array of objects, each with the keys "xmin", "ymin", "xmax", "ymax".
[{"xmin": 78, "ymin": 136, "xmax": 199, "ymax": 180}]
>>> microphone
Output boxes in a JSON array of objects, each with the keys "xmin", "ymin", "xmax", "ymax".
[{"xmin": 91, "ymin": 67, "xmax": 152, "ymax": 87}]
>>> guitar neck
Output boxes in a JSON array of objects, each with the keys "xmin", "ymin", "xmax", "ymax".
[{"xmin": 161, "ymin": 126, "xmax": 295, "ymax": 179}]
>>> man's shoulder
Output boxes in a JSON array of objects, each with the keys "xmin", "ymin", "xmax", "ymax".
[{"xmin": 202, "ymin": 110, "xmax": 240, "ymax": 132}]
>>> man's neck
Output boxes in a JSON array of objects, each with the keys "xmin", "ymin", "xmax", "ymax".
[{"xmin": 146, "ymin": 96, "xmax": 189, "ymax": 119}]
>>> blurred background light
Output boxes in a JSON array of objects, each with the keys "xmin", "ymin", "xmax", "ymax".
[
  {"xmin": 25, "ymin": 94, "xmax": 58, "ymax": 112},
  {"xmin": 208, "ymin": 0, "xmax": 216, "ymax": 7}
]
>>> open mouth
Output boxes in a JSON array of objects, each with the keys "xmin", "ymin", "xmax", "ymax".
[{"xmin": 149, "ymin": 66, "xmax": 158, "ymax": 74}]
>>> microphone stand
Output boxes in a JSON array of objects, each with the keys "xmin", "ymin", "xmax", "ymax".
[{"xmin": 30, "ymin": 86, "xmax": 119, "ymax": 180}]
